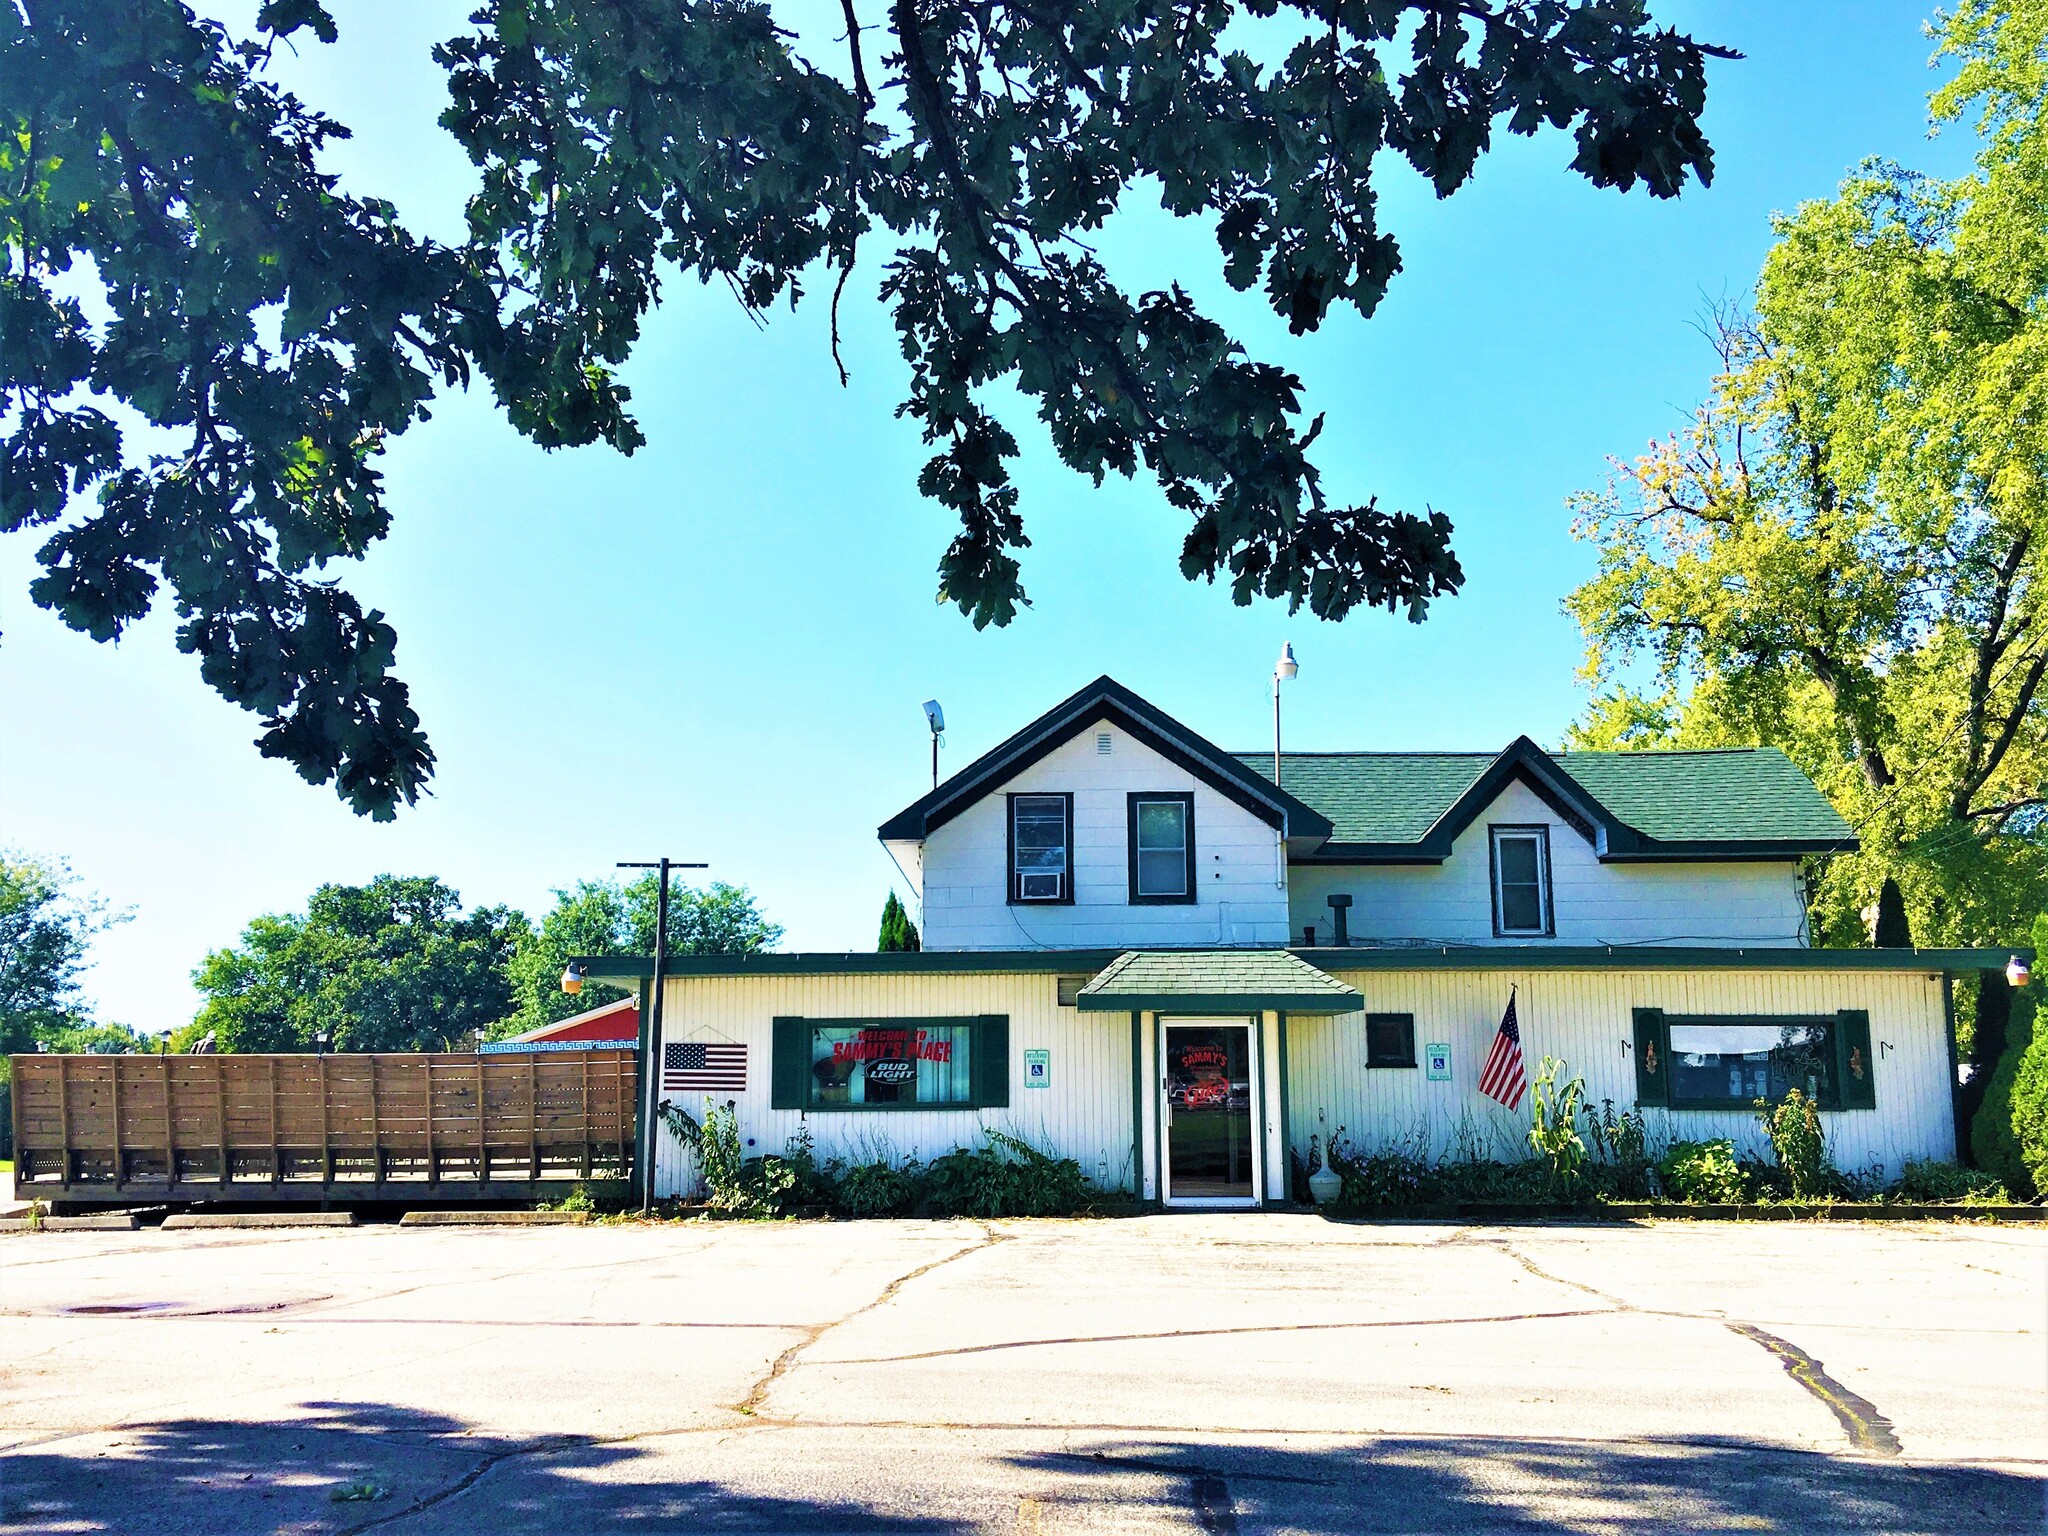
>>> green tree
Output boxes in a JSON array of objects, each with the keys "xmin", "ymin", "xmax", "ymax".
[
  {"xmin": 5, "ymin": 0, "xmax": 1731, "ymax": 817},
  {"xmin": 1565, "ymin": 0, "xmax": 2048, "ymax": 952},
  {"xmin": 185, "ymin": 875, "xmax": 526, "ymax": 1053},
  {"xmin": 0, "ymin": 849, "xmax": 128, "ymax": 1053},
  {"xmin": 500, "ymin": 876, "xmax": 782, "ymax": 1037},
  {"xmin": 877, "ymin": 891, "xmax": 921, "ymax": 953}
]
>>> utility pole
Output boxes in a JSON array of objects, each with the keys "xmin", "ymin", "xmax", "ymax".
[{"xmin": 618, "ymin": 857, "xmax": 706, "ymax": 1214}]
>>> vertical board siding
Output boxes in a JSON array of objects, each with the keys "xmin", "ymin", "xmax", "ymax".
[
  {"xmin": 655, "ymin": 972, "xmax": 1137, "ymax": 1200},
  {"xmin": 1288, "ymin": 781, "xmax": 1809, "ymax": 948},
  {"xmin": 1283, "ymin": 968, "xmax": 1954, "ymax": 1180},
  {"xmin": 919, "ymin": 724, "xmax": 1290, "ymax": 951},
  {"xmin": 10, "ymin": 1052, "xmax": 633, "ymax": 1191}
]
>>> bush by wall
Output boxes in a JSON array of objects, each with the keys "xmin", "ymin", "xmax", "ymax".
[
  {"xmin": 1890, "ymin": 1159, "xmax": 2011, "ymax": 1204},
  {"xmin": 1755, "ymin": 1089, "xmax": 1835, "ymax": 1199},
  {"xmin": 1656, "ymin": 1140, "xmax": 1748, "ymax": 1203},
  {"xmin": 660, "ymin": 1105, "xmax": 1096, "ymax": 1219}
]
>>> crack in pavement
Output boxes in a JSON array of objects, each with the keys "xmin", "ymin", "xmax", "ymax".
[
  {"xmin": 735, "ymin": 1224, "xmax": 1008, "ymax": 1420},
  {"xmin": 1472, "ymin": 1234, "xmax": 1904, "ymax": 1459},
  {"xmin": 1726, "ymin": 1322, "xmax": 1903, "ymax": 1457},
  {"xmin": 825, "ymin": 1309, "xmax": 1616, "ymax": 1365}
]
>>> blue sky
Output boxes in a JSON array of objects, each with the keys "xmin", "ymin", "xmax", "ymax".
[{"xmin": 2, "ymin": 2, "xmax": 1979, "ymax": 1034}]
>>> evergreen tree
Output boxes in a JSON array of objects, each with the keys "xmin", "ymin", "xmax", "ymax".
[
  {"xmin": 877, "ymin": 892, "xmax": 921, "ymax": 953},
  {"xmin": 1873, "ymin": 880, "xmax": 1913, "ymax": 948}
]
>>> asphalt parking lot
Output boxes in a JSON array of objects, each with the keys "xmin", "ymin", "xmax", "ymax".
[{"xmin": 2, "ymin": 1214, "xmax": 2043, "ymax": 1534}]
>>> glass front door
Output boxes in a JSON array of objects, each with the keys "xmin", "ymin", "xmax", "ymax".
[{"xmin": 1162, "ymin": 1021, "xmax": 1260, "ymax": 1205}]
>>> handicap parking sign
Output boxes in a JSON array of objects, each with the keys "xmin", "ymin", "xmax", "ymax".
[{"xmin": 1024, "ymin": 1048, "xmax": 1050, "ymax": 1088}]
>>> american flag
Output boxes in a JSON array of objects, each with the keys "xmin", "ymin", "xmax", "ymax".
[
  {"xmin": 662, "ymin": 1040, "xmax": 748, "ymax": 1093},
  {"xmin": 1478, "ymin": 992, "xmax": 1528, "ymax": 1110}
]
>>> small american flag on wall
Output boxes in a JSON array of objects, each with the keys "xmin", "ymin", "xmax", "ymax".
[
  {"xmin": 1477, "ymin": 991, "xmax": 1529, "ymax": 1110},
  {"xmin": 663, "ymin": 1041, "xmax": 748, "ymax": 1094}
]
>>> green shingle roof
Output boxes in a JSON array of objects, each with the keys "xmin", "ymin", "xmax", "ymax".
[
  {"xmin": 1234, "ymin": 746, "xmax": 1852, "ymax": 853},
  {"xmin": 1076, "ymin": 949, "xmax": 1364, "ymax": 1012}
]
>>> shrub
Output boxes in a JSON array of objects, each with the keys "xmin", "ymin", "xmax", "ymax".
[
  {"xmin": 1583, "ymin": 1099, "xmax": 1652, "ymax": 1200},
  {"xmin": 836, "ymin": 1158, "xmax": 925, "ymax": 1217},
  {"xmin": 659, "ymin": 1100, "xmax": 814, "ymax": 1218},
  {"xmin": 924, "ymin": 1132, "xmax": 1091, "ymax": 1217},
  {"xmin": 1527, "ymin": 1057, "xmax": 1588, "ymax": 1199},
  {"xmin": 1332, "ymin": 1150, "xmax": 1428, "ymax": 1210},
  {"xmin": 1755, "ymin": 1090, "xmax": 1835, "ymax": 1199},
  {"xmin": 1657, "ymin": 1139, "xmax": 1747, "ymax": 1203},
  {"xmin": 1891, "ymin": 1160, "xmax": 2012, "ymax": 1205},
  {"xmin": 1975, "ymin": 983, "xmax": 2042, "ymax": 1199}
]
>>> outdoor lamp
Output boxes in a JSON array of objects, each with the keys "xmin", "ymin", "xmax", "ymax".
[
  {"xmin": 561, "ymin": 962, "xmax": 587, "ymax": 996},
  {"xmin": 2008, "ymin": 955, "xmax": 2031, "ymax": 989},
  {"xmin": 1272, "ymin": 641, "xmax": 1298, "ymax": 788}
]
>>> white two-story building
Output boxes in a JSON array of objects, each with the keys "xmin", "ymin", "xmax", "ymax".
[{"xmin": 582, "ymin": 677, "xmax": 2017, "ymax": 1206}]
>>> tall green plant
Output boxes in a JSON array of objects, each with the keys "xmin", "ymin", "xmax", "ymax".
[
  {"xmin": 1527, "ymin": 1057, "xmax": 1588, "ymax": 1199},
  {"xmin": 1755, "ymin": 1090, "xmax": 1836, "ymax": 1199}
]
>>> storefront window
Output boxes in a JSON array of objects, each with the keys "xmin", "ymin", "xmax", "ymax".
[
  {"xmin": 807, "ymin": 1022, "xmax": 974, "ymax": 1108},
  {"xmin": 1667, "ymin": 1021, "xmax": 1834, "ymax": 1108}
]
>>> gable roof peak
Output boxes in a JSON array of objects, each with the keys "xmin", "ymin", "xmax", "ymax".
[{"xmin": 877, "ymin": 675, "xmax": 1332, "ymax": 844}]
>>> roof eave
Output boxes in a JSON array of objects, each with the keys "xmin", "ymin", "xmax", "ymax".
[
  {"xmin": 1296, "ymin": 944, "xmax": 2026, "ymax": 973},
  {"xmin": 1597, "ymin": 837, "xmax": 1857, "ymax": 863},
  {"xmin": 1076, "ymin": 991, "xmax": 1365, "ymax": 1013}
]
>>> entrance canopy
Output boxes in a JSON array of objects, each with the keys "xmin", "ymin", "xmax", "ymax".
[{"xmin": 1076, "ymin": 949, "xmax": 1364, "ymax": 1015}]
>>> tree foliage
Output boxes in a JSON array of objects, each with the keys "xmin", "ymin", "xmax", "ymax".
[
  {"xmin": 500, "ymin": 874, "xmax": 782, "ymax": 1036},
  {"xmin": 1565, "ymin": 0, "xmax": 2048, "ymax": 948},
  {"xmin": 185, "ymin": 874, "xmax": 526, "ymax": 1052},
  {"xmin": 877, "ymin": 890, "xmax": 920, "ymax": 952},
  {"xmin": 5, "ymin": 0, "xmax": 1729, "ymax": 816},
  {"xmin": 0, "ymin": 849, "xmax": 130, "ymax": 1053}
]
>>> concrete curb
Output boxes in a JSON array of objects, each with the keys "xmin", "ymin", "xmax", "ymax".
[
  {"xmin": 160, "ymin": 1211, "xmax": 357, "ymax": 1229},
  {"xmin": 0, "ymin": 1213, "xmax": 139, "ymax": 1232},
  {"xmin": 399, "ymin": 1210, "xmax": 591, "ymax": 1226}
]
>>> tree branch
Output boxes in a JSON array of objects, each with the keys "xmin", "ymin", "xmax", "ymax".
[{"xmin": 838, "ymin": 0, "xmax": 875, "ymax": 110}]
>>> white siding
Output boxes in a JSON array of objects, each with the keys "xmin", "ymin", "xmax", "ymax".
[
  {"xmin": 1283, "ymin": 966, "xmax": 1954, "ymax": 1181},
  {"xmin": 919, "ymin": 725, "xmax": 1290, "ymax": 951},
  {"xmin": 654, "ymin": 971, "xmax": 1137, "ymax": 1200},
  {"xmin": 1287, "ymin": 780, "xmax": 1810, "ymax": 948}
]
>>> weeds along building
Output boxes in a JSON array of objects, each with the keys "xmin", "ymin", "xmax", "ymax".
[{"xmin": 575, "ymin": 677, "xmax": 2022, "ymax": 1207}]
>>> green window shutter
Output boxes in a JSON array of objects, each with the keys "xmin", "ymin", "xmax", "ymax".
[
  {"xmin": 770, "ymin": 1017, "xmax": 809, "ymax": 1110},
  {"xmin": 1632, "ymin": 1008, "xmax": 1668, "ymax": 1107},
  {"xmin": 1835, "ymin": 1010, "xmax": 1876, "ymax": 1110},
  {"xmin": 973, "ymin": 1015, "xmax": 1011, "ymax": 1108}
]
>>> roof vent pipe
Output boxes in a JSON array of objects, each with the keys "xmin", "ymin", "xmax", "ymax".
[{"xmin": 1326, "ymin": 894, "xmax": 1352, "ymax": 947}]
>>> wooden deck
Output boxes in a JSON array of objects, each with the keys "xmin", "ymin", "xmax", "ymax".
[{"xmin": 9, "ymin": 1051, "xmax": 635, "ymax": 1204}]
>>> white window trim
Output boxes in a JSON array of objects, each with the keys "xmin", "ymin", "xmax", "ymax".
[{"xmin": 1489, "ymin": 824, "xmax": 1553, "ymax": 937}]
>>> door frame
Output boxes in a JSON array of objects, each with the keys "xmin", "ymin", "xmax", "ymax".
[{"xmin": 1158, "ymin": 1015, "xmax": 1264, "ymax": 1209}]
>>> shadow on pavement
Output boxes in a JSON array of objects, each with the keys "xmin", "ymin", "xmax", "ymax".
[
  {"xmin": 1013, "ymin": 1437, "xmax": 2047, "ymax": 1534},
  {"xmin": 3, "ymin": 1402, "xmax": 2041, "ymax": 1534}
]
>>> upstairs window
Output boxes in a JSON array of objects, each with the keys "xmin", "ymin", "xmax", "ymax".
[
  {"xmin": 1490, "ymin": 826, "xmax": 1553, "ymax": 937},
  {"xmin": 1009, "ymin": 793, "xmax": 1073, "ymax": 904},
  {"xmin": 1128, "ymin": 793, "xmax": 1196, "ymax": 904}
]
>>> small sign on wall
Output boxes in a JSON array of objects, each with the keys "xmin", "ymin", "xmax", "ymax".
[
  {"xmin": 1024, "ymin": 1049, "xmax": 1050, "ymax": 1088},
  {"xmin": 1424, "ymin": 1043, "xmax": 1452, "ymax": 1081}
]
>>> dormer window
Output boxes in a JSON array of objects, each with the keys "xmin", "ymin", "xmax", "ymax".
[
  {"xmin": 1009, "ymin": 793, "xmax": 1074, "ymax": 904},
  {"xmin": 1128, "ymin": 793, "xmax": 1196, "ymax": 904},
  {"xmin": 1490, "ymin": 825, "xmax": 1553, "ymax": 937}
]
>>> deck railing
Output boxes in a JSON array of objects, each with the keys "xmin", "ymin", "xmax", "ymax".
[{"xmin": 9, "ymin": 1051, "xmax": 635, "ymax": 1202}]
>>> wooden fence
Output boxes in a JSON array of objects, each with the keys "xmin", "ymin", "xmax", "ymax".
[{"xmin": 9, "ymin": 1051, "xmax": 635, "ymax": 1203}]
